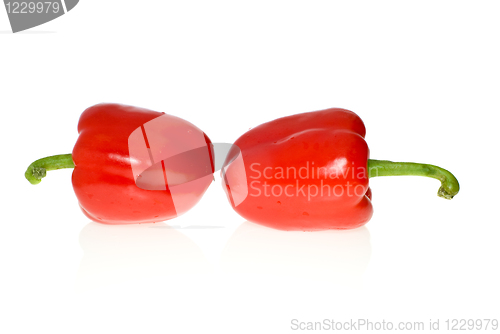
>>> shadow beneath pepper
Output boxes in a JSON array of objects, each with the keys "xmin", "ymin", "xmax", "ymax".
[
  {"xmin": 220, "ymin": 221, "xmax": 371, "ymax": 286},
  {"xmin": 149, "ymin": 225, "xmax": 225, "ymax": 229},
  {"xmin": 75, "ymin": 222, "xmax": 209, "ymax": 292}
]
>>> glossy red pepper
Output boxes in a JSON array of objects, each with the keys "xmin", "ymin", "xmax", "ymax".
[
  {"xmin": 25, "ymin": 103, "xmax": 214, "ymax": 224},
  {"xmin": 221, "ymin": 108, "xmax": 459, "ymax": 231}
]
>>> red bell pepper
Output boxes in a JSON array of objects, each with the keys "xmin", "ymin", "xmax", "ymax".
[
  {"xmin": 25, "ymin": 103, "xmax": 214, "ymax": 224},
  {"xmin": 221, "ymin": 108, "xmax": 459, "ymax": 231}
]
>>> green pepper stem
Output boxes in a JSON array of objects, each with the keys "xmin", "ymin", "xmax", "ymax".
[
  {"xmin": 367, "ymin": 159, "xmax": 459, "ymax": 200},
  {"xmin": 25, "ymin": 154, "xmax": 75, "ymax": 185}
]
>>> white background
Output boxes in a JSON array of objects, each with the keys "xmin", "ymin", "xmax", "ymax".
[{"xmin": 1, "ymin": 1, "xmax": 499, "ymax": 333}]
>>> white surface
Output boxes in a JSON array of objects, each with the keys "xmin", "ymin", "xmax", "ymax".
[{"xmin": 1, "ymin": 1, "xmax": 499, "ymax": 333}]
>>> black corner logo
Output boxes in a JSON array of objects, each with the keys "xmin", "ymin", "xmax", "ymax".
[{"xmin": 3, "ymin": 0, "xmax": 79, "ymax": 33}]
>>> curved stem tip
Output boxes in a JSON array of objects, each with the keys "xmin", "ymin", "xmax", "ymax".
[
  {"xmin": 25, "ymin": 154, "xmax": 75, "ymax": 185},
  {"xmin": 368, "ymin": 159, "xmax": 459, "ymax": 199}
]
